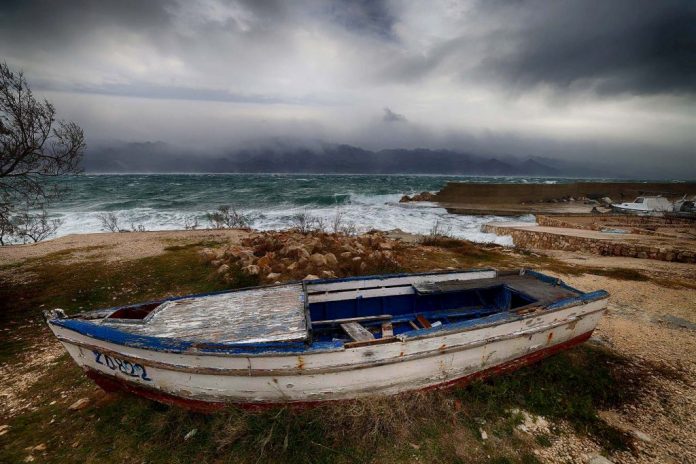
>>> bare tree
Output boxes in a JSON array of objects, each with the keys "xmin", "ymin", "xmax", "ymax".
[
  {"xmin": 330, "ymin": 208, "xmax": 357, "ymax": 235},
  {"xmin": 290, "ymin": 210, "xmax": 325, "ymax": 234},
  {"xmin": 0, "ymin": 62, "xmax": 85, "ymax": 244},
  {"xmin": 96, "ymin": 212, "xmax": 122, "ymax": 232},
  {"xmin": 183, "ymin": 215, "xmax": 200, "ymax": 230},
  {"xmin": 206, "ymin": 205, "xmax": 250, "ymax": 229},
  {"xmin": 0, "ymin": 212, "xmax": 15, "ymax": 246},
  {"xmin": 330, "ymin": 209, "xmax": 344, "ymax": 234},
  {"xmin": 14, "ymin": 206, "xmax": 62, "ymax": 243},
  {"xmin": 427, "ymin": 219, "xmax": 453, "ymax": 238},
  {"xmin": 130, "ymin": 222, "xmax": 147, "ymax": 232}
]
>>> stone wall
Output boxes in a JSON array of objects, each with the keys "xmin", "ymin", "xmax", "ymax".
[
  {"xmin": 536, "ymin": 214, "xmax": 694, "ymax": 231},
  {"xmin": 481, "ymin": 224, "xmax": 696, "ymax": 263}
]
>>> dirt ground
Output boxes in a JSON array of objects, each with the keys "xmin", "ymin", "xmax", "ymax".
[{"xmin": 0, "ymin": 229, "xmax": 250, "ymax": 265}]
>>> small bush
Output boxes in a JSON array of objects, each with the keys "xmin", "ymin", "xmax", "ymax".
[{"xmin": 206, "ymin": 205, "xmax": 251, "ymax": 229}]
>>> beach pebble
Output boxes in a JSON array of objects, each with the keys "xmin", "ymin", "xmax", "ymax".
[
  {"xmin": 633, "ymin": 430, "xmax": 653, "ymax": 443},
  {"xmin": 68, "ymin": 398, "xmax": 90, "ymax": 411},
  {"xmin": 587, "ymin": 454, "xmax": 613, "ymax": 464}
]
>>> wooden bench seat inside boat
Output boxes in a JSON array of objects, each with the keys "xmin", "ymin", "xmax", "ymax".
[{"xmin": 412, "ymin": 275, "xmax": 577, "ymax": 306}]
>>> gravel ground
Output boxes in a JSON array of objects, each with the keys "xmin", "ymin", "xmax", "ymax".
[
  {"xmin": 544, "ymin": 266, "xmax": 696, "ymax": 464},
  {"xmin": 0, "ymin": 229, "xmax": 249, "ymax": 265}
]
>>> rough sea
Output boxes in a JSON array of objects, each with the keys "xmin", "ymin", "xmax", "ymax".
[{"xmin": 43, "ymin": 174, "xmax": 572, "ymax": 245}]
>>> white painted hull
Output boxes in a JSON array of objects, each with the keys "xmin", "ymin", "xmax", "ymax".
[{"xmin": 49, "ymin": 299, "xmax": 606, "ymax": 406}]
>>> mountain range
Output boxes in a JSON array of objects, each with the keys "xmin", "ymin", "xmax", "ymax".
[{"xmin": 84, "ymin": 141, "xmax": 609, "ymax": 177}]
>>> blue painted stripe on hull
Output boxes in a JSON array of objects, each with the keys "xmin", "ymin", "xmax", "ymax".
[{"xmin": 50, "ymin": 319, "xmax": 342, "ymax": 355}]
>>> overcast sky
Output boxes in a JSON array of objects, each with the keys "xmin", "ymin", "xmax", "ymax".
[{"xmin": 1, "ymin": 0, "xmax": 695, "ymax": 176}]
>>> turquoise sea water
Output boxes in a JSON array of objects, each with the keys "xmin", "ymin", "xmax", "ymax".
[{"xmin": 44, "ymin": 174, "xmax": 584, "ymax": 244}]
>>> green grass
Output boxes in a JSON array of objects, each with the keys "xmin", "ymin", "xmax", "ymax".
[{"xmin": 586, "ymin": 268, "xmax": 649, "ymax": 281}]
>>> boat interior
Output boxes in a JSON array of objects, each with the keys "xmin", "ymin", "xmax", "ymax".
[
  {"xmin": 73, "ymin": 270, "xmax": 582, "ymax": 348},
  {"xmin": 305, "ymin": 270, "xmax": 580, "ymax": 346}
]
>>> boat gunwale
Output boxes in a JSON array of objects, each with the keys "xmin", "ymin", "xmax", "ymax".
[
  {"xmin": 53, "ymin": 304, "xmax": 606, "ymax": 376},
  {"xmin": 47, "ymin": 269, "xmax": 608, "ymax": 356}
]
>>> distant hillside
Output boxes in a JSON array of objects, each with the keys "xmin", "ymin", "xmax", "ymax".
[{"xmin": 84, "ymin": 141, "xmax": 607, "ymax": 176}]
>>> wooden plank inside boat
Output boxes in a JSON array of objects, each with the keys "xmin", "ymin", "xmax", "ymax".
[
  {"xmin": 340, "ymin": 322, "xmax": 375, "ymax": 342},
  {"xmin": 413, "ymin": 274, "xmax": 578, "ymax": 306},
  {"xmin": 103, "ymin": 284, "xmax": 309, "ymax": 344}
]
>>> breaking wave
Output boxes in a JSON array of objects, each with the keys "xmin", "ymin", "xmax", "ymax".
[{"xmin": 45, "ymin": 174, "xmax": 551, "ymax": 246}]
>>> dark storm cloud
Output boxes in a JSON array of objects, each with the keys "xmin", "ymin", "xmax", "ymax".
[
  {"xmin": 379, "ymin": 0, "xmax": 696, "ymax": 97},
  {"xmin": 0, "ymin": 0, "xmax": 171, "ymax": 53},
  {"xmin": 476, "ymin": 0, "xmax": 696, "ymax": 96},
  {"xmin": 382, "ymin": 107, "xmax": 406, "ymax": 123},
  {"xmin": 325, "ymin": 0, "xmax": 396, "ymax": 40}
]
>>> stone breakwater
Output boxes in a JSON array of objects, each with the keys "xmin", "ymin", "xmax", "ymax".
[
  {"xmin": 436, "ymin": 182, "xmax": 696, "ymax": 204},
  {"xmin": 482, "ymin": 222, "xmax": 696, "ymax": 263}
]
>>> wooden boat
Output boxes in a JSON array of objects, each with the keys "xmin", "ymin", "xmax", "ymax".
[{"xmin": 45, "ymin": 269, "xmax": 608, "ymax": 411}]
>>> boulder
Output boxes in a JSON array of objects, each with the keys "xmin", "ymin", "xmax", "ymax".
[
  {"xmin": 399, "ymin": 195, "xmax": 412, "ymax": 203},
  {"xmin": 324, "ymin": 253, "xmax": 338, "ymax": 266},
  {"xmin": 271, "ymin": 263, "xmax": 285, "ymax": 273},
  {"xmin": 256, "ymin": 253, "xmax": 274, "ymax": 268},
  {"xmin": 217, "ymin": 264, "xmax": 230, "ymax": 274},
  {"xmin": 321, "ymin": 270, "xmax": 336, "ymax": 279},
  {"xmin": 340, "ymin": 251, "xmax": 352, "ymax": 259},
  {"xmin": 242, "ymin": 265, "xmax": 260, "ymax": 275},
  {"xmin": 266, "ymin": 272, "xmax": 282, "ymax": 281},
  {"xmin": 410, "ymin": 191, "xmax": 436, "ymax": 201},
  {"xmin": 283, "ymin": 245, "xmax": 310, "ymax": 260},
  {"xmin": 286, "ymin": 262, "xmax": 298, "ymax": 271},
  {"xmin": 303, "ymin": 274, "xmax": 320, "ymax": 281},
  {"xmin": 600, "ymin": 197, "xmax": 613, "ymax": 205},
  {"xmin": 352, "ymin": 256, "xmax": 362, "ymax": 262},
  {"xmin": 310, "ymin": 253, "xmax": 327, "ymax": 266}
]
